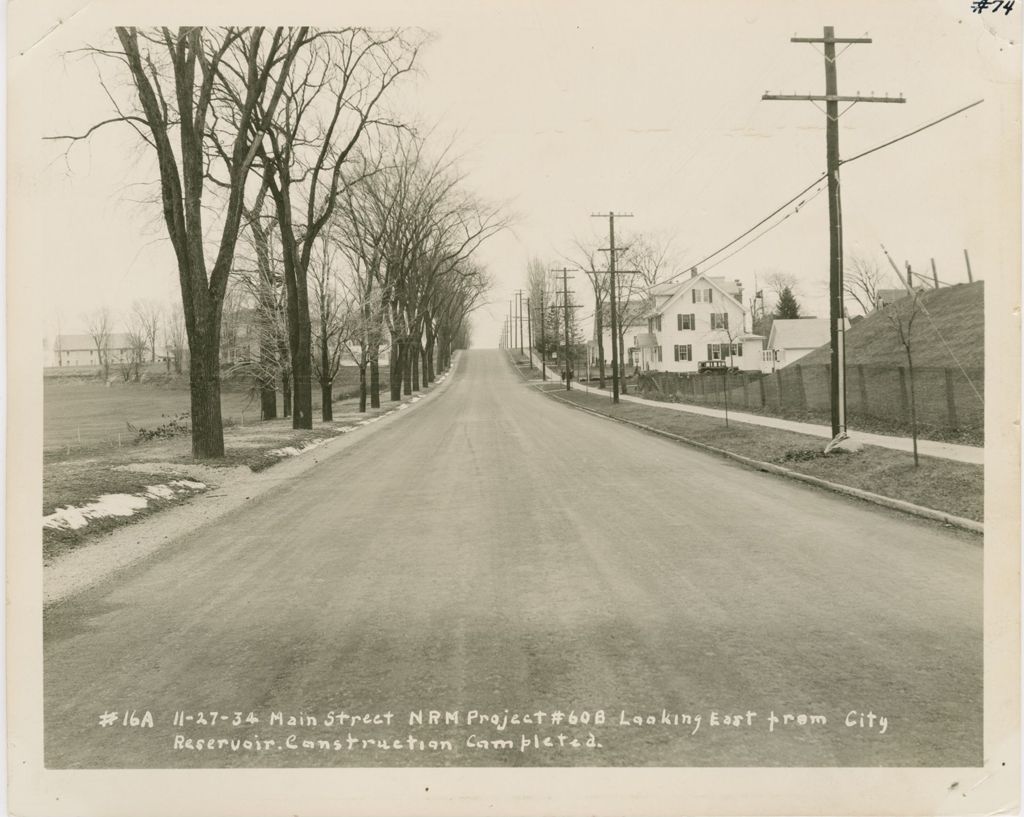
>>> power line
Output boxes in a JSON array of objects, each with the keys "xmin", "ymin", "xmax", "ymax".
[
  {"xmin": 840, "ymin": 99, "xmax": 983, "ymax": 167},
  {"xmin": 664, "ymin": 98, "xmax": 983, "ymax": 289}
]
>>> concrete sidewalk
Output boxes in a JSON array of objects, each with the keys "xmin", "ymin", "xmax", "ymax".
[{"xmin": 563, "ymin": 381, "xmax": 984, "ymax": 465}]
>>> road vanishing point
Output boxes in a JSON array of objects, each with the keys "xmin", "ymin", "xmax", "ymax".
[{"xmin": 44, "ymin": 349, "xmax": 981, "ymax": 768}]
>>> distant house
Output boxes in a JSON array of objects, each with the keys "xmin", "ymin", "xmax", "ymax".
[
  {"xmin": 761, "ymin": 318, "xmax": 848, "ymax": 373},
  {"xmin": 637, "ymin": 269, "xmax": 762, "ymax": 373},
  {"xmin": 53, "ymin": 333, "xmax": 133, "ymax": 367}
]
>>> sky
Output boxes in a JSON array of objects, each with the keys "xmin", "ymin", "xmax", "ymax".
[{"xmin": 11, "ymin": 0, "xmax": 1021, "ymax": 351}]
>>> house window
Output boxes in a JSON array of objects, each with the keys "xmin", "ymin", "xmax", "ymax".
[
  {"xmin": 656, "ymin": 347, "xmax": 663, "ymax": 362},
  {"xmin": 673, "ymin": 344, "xmax": 692, "ymax": 361},
  {"xmin": 677, "ymin": 313, "xmax": 695, "ymax": 330},
  {"xmin": 653, "ymin": 315, "xmax": 662, "ymax": 332},
  {"xmin": 710, "ymin": 313, "xmax": 729, "ymax": 330},
  {"xmin": 692, "ymin": 288, "xmax": 713, "ymax": 304}
]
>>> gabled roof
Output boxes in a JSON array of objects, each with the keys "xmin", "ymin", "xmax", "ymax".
[
  {"xmin": 767, "ymin": 318, "xmax": 842, "ymax": 350},
  {"xmin": 644, "ymin": 274, "xmax": 744, "ymax": 318}
]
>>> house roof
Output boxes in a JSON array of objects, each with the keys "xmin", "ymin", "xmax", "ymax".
[
  {"xmin": 55, "ymin": 333, "xmax": 134, "ymax": 350},
  {"xmin": 643, "ymin": 274, "xmax": 744, "ymax": 318},
  {"xmin": 766, "ymin": 319, "xmax": 839, "ymax": 350}
]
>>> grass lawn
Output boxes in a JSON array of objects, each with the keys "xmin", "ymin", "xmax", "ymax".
[
  {"xmin": 43, "ymin": 365, "xmax": 390, "ymax": 453},
  {"xmin": 540, "ymin": 383, "xmax": 983, "ymax": 525},
  {"xmin": 42, "ymin": 365, "xmax": 423, "ymax": 561}
]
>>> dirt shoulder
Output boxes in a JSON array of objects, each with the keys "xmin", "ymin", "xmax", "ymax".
[{"xmin": 43, "ymin": 362, "xmax": 458, "ymax": 606}]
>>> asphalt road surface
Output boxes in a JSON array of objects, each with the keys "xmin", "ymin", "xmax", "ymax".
[{"xmin": 44, "ymin": 349, "xmax": 982, "ymax": 768}]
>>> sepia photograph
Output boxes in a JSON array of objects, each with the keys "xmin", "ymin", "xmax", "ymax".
[{"xmin": 6, "ymin": 0, "xmax": 1021, "ymax": 814}]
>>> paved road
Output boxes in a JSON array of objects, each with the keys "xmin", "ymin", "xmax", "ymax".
[{"xmin": 45, "ymin": 349, "xmax": 981, "ymax": 768}]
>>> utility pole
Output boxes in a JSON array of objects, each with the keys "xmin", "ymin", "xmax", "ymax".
[
  {"xmin": 764, "ymin": 26, "xmax": 905, "ymax": 440},
  {"xmin": 964, "ymin": 249, "xmax": 974, "ymax": 283},
  {"xmin": 538, "ymin": 288, "xmax": 548, "ymax": 380},
  {"xmin": 931, "ymin": 258, "xmax": 940, "ymax": 289},
  {"xmin": 591, "ymin": 211, "xmax": 639, "ymax": 403},
  {"xmin": 552, "ymin": 268, "xmax": 581, "ymax": 391},
  {"xmin": 515, "ymin": 290, "xmax": 525, "ymax": 356},
  {"xmin": 525, "ymin": 297, "xmax": 533, "ymax": 370}
]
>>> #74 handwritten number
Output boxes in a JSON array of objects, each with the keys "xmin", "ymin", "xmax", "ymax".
[{"xmin": 971, "ymin": 0, "xmax": 1015, "ymax": 13}]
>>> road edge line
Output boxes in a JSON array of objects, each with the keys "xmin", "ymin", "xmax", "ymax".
[{"xmin": 537, "ymin": 386, "xmax": 983, "ymax": 536}]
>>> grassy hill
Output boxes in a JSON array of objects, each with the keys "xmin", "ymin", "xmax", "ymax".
[{"xmin": 800, "ymin": 281, "xmax": 983, "ymax": 369}]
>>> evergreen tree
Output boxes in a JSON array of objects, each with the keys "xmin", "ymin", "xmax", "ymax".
[{"xmin": 774, "ymin": 286, "xmax": 801, "ymax": 319}]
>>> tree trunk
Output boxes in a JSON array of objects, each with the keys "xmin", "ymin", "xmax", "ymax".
[
  {"xmin": 359, "ymin": 366, "xmax": 367, "ymax": 413},
  {"xmin": 282, "ymin": 370, "xmax": 292, "ymax": 418},
  {"xmin": 411, "ymin": 344, "xmax": 420, "ymax": 391},
  {"xmin": 425, "ymin": 334, "xmax": 436, "ymax": 383},
  {"xmin": 595, "ymin": 308, "xmax": 606, "ymax": 389},
  {"xmin": 321, "ymin": 380, "xmax": 333, "ymax": 422},
  {"xmin": 319, "ymin": 332, "xmax": 333, "ymax": 421},
  {"xmin": 402, "ymin": 340, "xmax": 413, "ymax": 396},
  {"xmin": 907, "ymin": 350, "xmax": 919, "ymax": 467},
  {"xmin": 189, "ymin": 340, "xmax": 225, "ymax": 459},
  {"xmin": 290, "ymin": 319, "xmax": 313, "ymax": 429},
  {"xmin": 370, "ymin": 354, "xmax": 381, "ymax": 409},
  {"xmin": 389, "ymin": 343, "xmax": 402, "ymax": 401},
  {"xmin": 261, "ymin": 386, "xmax": 277, "ymax": 421}
]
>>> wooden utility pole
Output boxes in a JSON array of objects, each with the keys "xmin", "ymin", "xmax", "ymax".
[
  {"xmin": 591, "ymin": 211, "xmax": 638, "ymax": 403},
  {"xmin": 552, "ymin": 268, "xmax": 581, "ymax": 391},
  {"xmin": 525, "ymin": 297, "xmax": 533, "ymax": 369},
  {"xmin": 515, "ymin": 290, "xmax": 525, "ymax": 355},
  {"xmin": 964, "ymin": 249, "xmax": 974, "ymax": 283},
  {"xmin": 539, "ymin": 288, "xmax": 548, "ymax": 380},
  {"xmin": 931, "ymin": 258, "xmax": 940, "ymax": 289},
  {"xmin": 764, "ymin": 27, "xmax": 905, "ymax": 439}
]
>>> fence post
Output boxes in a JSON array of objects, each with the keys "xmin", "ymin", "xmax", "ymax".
[
  {"xmin": 795, "ymin": 365, "xmax": 808, "ymax": 412},
  {"xmin": 759, "ymin": 375, "xmax": 766, "ymax": 408},
  {"xmin": 857, "ymin": 364, "xmax": 869, "ymax": 416},
  {"xmin": 944, "ymin": 367, "xmax": 959, "ymax": 429},
  {"xmin": 897, "ymin": 367, "xmax": 910, "ymax": 422}
]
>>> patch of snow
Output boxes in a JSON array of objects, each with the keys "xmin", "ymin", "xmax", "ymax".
[
  {"xmin": 44, "ymin": 480, "xmax": 209, "ymax": 532},
  {"xmin": 267, "ymin": 439, "xmax": 327, "ymax": 458},
  {"xmin": 170, "ymin": 480, "xmax": 207, "ymax": 490},
  {"xmin": 45, "ymin": 493, "xmax": 149, "ymax": 531}
]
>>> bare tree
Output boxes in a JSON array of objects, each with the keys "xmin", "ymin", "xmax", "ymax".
[
  {"xmin": 845, "ymin": 252, "xmax": 886, "ymax": 316},
  {"xmin": 122, "ymin": 319, "xmax": 149, "ymax": 382},
  {"xmin": 52, "ymin": 27, "xmax": 309, "ymax": 458},
  {"xmin": 253, "ymin": 28, "xmax": 423, "ymax": 429},
  {"xmin": 85, "ymin": 307, "xmax": 112, "ymax": 379},
  {"xmin": 164, "ymin": 307, "xmax": 187, "ymax": 375},
  {"xmin": 570, "ymin": 240, "xmax": 610, "ymax": 388},
  {"xmin": 131, "ymin": 300, "xmax": 162, "ymax": 363},
  {"xmin": 884, "ymin": 289, "xmax": 922, "ymax": 466},
  {"xmin": 309, "ymin": 236, "xmax": 347, "ymax": 421}
]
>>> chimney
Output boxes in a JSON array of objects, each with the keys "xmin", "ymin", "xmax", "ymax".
[{"xmin": 690, "ymin": 267, "xmax": 698, "ymax": 278}]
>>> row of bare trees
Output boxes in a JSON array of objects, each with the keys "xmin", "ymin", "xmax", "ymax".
[{"xmin": 58, "ymin": 27, "xmax": 496, "ymax": 459}]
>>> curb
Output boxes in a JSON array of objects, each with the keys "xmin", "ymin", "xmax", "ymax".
[{"xmin": 536, "ymin": 386, "xmax": 983, "ymax": 536}]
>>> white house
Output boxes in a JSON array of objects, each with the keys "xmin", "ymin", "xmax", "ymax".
[
  {"xmin": 637, "ymin": 270, "xmax": 762, "ymax": 373},
  {"xmin": 53, "ymin": 333, "xmax": 133, "ymax": 367},
  {"xmin": 761, "ymin": 318, "xmax": 848, "ymax": 372}
]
